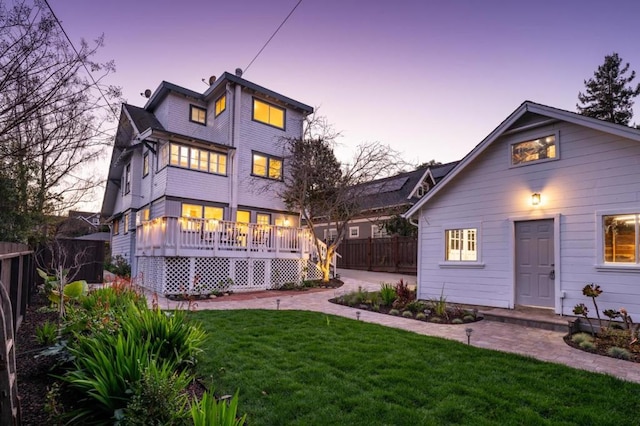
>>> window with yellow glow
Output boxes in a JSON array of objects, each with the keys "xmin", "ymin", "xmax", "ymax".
[
  {"xmin": 182, "ymin": 204, "xmax": 203, "ymax": 218},
  {"xmin": 236, "ymin": 210, "xmax": 250, "ymax": 223},
  {"xmin": 252, "ymin": 152, "xmax": 282, "ymax": 180},
  {"xmin": 256, "ymin": 213, "xmax": 270, "ymax": 225},
  {"xmin": 112, "ymin": 219, "xmax": 119, "ymax": 235},
  {"xmin": 511, "ymin": 135, "xmax": 557, "ymax": 165},
  {"xmin": 252, "ymin": 98, "xmax": 285, "ymax": 129},
  {"xmin": 167, "ymin": 143, "xmax": 227, "ymax": 175},
  {"xmin": 604, "ymin": 214, "xmax": 639, "ymax": 264},
  {"xmin": 215, "ymin": 95, "xmax": 226, "ymax": 116},
  {"xmin": 190, "ymin": 105, "xmax": 206, "ymax": 125}
]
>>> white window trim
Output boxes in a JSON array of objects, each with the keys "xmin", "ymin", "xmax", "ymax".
[
  {"xmin": 509, "ymin": 129, "xmax": 560, "ymax": 168},
  {"xmin": 438, "ymin": 222, "xmax": 484, "ymax": 268},
  {"xmin": 324, "ymin": 228, "xmax": 338, "ymax": 242},
  {"xmin": 595, "ymin": 209, "xmax": 640, "ymax": 271},
  {"xmin": 371, "ymin": 224, "xmax": 388, "ymax": 239},
  {"xmin": 349, "ymin": 226, "xmax": 359, "ymax": 238}
]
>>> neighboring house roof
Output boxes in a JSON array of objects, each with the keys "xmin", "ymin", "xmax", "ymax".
[
  {"xmin": 355, "ymin": 161, "xmax": 458, "ymax": 212},
  {"xmin": 74, "ymin": 232, "xmax": 111, "ymax": 242},
  {"xmin": 403, "ymin": 101, "xmax": 640, "ymax": 219}
]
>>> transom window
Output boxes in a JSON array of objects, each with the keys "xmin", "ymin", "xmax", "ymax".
[
  {"xmin": 445, "ymin": 228, "xmax": 477, "ymax": 261},
  {"xmin": 160, "ymin": 143, "xmax": 227, "ymax": 175},
  {"xmin": 215, "ymin": 95, "xmax": 226, "ymax": 117},
  {"xmin": 603, "ymin": 214, "xmax": 640, "ymax": 264},
  {"xmin": 190, "ymin": 105, "xmax": 207, "ymax": 125},
  {"xmin": 511, "ymin": 135, "xmax": 557, "ymax": 166},
  {"xmin": 252, "ymin": 152, "xmax": 282, "ymax": 180},
  {"xmin": 253, "ymin": 98, "xmax": 285, "ymax": 129}
]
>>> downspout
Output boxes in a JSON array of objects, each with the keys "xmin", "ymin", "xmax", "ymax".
[{"xmin": 229, "ymin": 82, "xmax": 242, "ymax": 219}]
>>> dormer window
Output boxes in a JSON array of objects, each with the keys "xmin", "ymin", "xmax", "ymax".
[
  {"xmin": 511, "ymin": 134, "xmax": 557, "ymax": 166},
  {"xmin": 190, "ymin": 105, "xmax": 207, "ymax": 125}
]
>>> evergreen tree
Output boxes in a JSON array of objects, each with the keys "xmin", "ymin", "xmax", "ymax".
[{"xmin": 577, "ymin": 53, "xmax": 640, "ymax": 125}]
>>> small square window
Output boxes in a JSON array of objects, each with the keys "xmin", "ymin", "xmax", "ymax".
[
  {"xmin": 349, "ymin": 226, "xmax": 359, "ymax": 238},
  {"xmin": 215, "ymin": 95, "xmax": 226, "ymax": 117},
  {"xmin": 445, "ymin": 228, "xmax": 477, "ymax": 261},
  {"xmin": 190, "ymin": 105, "xmax": 207, "ymax": 125}
]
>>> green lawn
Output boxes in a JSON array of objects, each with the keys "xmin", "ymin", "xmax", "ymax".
[{"xmin": 190, "ymin": 310, "xmax": 638, "ymax": 426}]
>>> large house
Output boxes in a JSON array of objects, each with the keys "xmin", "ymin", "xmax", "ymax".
[
  {"xmin": 101, "ymin": 70, "xmax": 328, "ymax": 295},
  {"xmin": 404, "ymin": 101, "xmax": 640, "ymax": 319}
]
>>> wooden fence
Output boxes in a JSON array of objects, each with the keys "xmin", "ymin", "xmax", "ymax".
[
  {"xmin": 337, "ymin": 236, "xmax": 418, "ymax": 274},
  {"xmin": 37, "ymin": 238, "xmax": 105, "ymax": 284},
  {"xmin": 0, "ymin": 242, "xmax": 35, "ymax": 425}
]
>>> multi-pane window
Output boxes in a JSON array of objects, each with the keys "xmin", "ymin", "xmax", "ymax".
[
  {"xmin": 190, "ymin": 105, "xmax": 207, "ymax": 125},
  {"xmin": 511, "ymin": 135, "xmax": 557, "ymax": 166},
  {"xmin": 143, "ymin": 153, "xmax": 149, "ymax": 177},
  {"xmin": 252, "ymin": 153, "xmax": 282, "ymax": 180},
  {"xmin": 215, "ymin": 95, "xmax": 226, "ymax": 116},
  {"xmin": 256, "ymin": 213, "xmax": 270, "ymax": 225},
  {"xmin": 136, "ymin": 208, "xmax": 150, "ymax": 226},
  {"xmin": 181, "ymin": 204, "xmax": 223, "ymax": 231},
  {"xmin": 160, "ymin": 143, "xmax": 227, "ymax": 175},
  {"xmin": 112, "ymin": 219, "xmax": 119, "ymax": 235},
  {"xmin": 124, "ymin": 164, "xmax": 131, "ymax": 194},
  {"xmin": 445, "ymin": 228, "xmax": 477, "ymax": 261},
  {"xmin": 349, "ymin": 227, "xmax": 359, "ymax": 238},
  {"xmin": 604, "ymin": 214, "xmax": 639, "ymax": 264},
  {"xmin": 253, "ymin": 98, "xmax": 285, "ymax": 129},
  {"xmin": 371, "ymin": 224, "xmax": 388, "ymax": 238}
]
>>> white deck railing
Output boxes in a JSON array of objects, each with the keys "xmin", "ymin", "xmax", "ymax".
[{"xmin": 136, "ymin": 217, "xmax": 322, "ymax": 260}]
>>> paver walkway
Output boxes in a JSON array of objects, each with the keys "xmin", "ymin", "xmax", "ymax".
[{"xmin": 152, "ymin": 269, "xmax": 640, "ymax": 384}]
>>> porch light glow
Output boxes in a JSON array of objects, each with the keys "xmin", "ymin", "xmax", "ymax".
[
  {"xmin": 284, "ymin": 218, "xmax": 291, "ymax": 227},
  {"xmin": 531, "ymin": 192, "xmax": 541, "ymax": 206}
]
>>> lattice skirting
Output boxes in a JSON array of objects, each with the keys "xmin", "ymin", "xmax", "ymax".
[{"xmin": 136, "ymin": 256, "xmax": 323, "ymax": 295}]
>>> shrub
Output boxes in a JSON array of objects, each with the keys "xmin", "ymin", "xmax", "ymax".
[
  {"xmin": 451, "ymin": 318, "xmax": 464, "ymax": 324},
  {"xmin": 429, "ymin": 317, "xmax": 443, "ymax": 323},
  {"xmin": 405, "ymin": 300, "xmax": 427, "ymax": 314},
  {"xmin": 35, "ymin": 321, "xmax": 57, "ymax": 345},
  {"xmin": 428, "ymin": 285, "xmax": 448, "ymax": 319},
  {"xmin": 122, "ymin": 361, "xmax": 192, "ymax": 425},
  {"xmin": 393, "ymin": 279, "xmax": 416, "ymax": 309},
  {"xmin": 607, "ymin": 346, "xmax": 631, "ymax": 360},
  {"xmin": 402, "ymin": 311, "xmax": 413, "ymax": 318},
  {"xmin": 105, "ymin": 254, "xmax": 131, "ymax": 278},
  {"xmin": 579, "ymin": 340, "xmax": 596, "ymax": 351},
  {"xmin": 388, "ymin": 309, "xmax": 400, "ymax": 316},
  {"xmin": 571, "ymin": 332, "xmax": 594, "ymax": 345},
  {"xmin": 379, "ymin": 283, "xmax": 397, "ymax": 307},
  {"xmin": 462, "ymin": 315, "xmax": 476, "ymax": 323},
  {"xmin": 415, "ymin": 313, "xmax": 426, "ymax": 321},
  {"xmin": 189, "ymin": 390, "xmax": 247, "ymax": 426}
]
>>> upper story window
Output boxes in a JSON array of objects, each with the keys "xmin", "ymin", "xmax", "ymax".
[
  {"xmin": 190, "ymin": 105, "xmax": 207, "ymax": 125},
  {"xmin": 143, "ymin": 153, "xmax": 149, "ymax": 177},
  {"xmin": 445, "ymin": 228, "xmax": 477, "ymax": 261},
  {"xmin": 603, "ymin": 214, "xmax": 639, "ymax": 264},
  {"xmin": 124, "ymin": 164, "xmax": 131, "ymax": 194},
  {"xmin": 215, "ymin": 95, "xmax": 226, "ymax": 117},
  {"xmin": 112, "ymin": 218, "xmax": 119, "ymax": 235},
  {"xmin": 252, "ymin": 152, "xmax": 282, "ymax": 180},
  {"xmin": 511, "ymin": 134, "xmax": 557, "ymax": 166},
  {"xmin": 256, "ymin": 213, "xmax": 270, "ymax": 225},
  {"xmin": 123, "ymin": 213, "xmax": 130, "ymax": 234},
  {"xmin": 160, "ymin": 143, "xmax": 227, "ymax": 176},
  {"xmin": 253, "ymin": 98, "xmax": 285, "ymax": 130}
]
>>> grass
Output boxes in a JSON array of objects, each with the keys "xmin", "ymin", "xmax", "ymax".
[{"xmin": 190, "ymin": 310, "xmax": 639, "ymax": 426}]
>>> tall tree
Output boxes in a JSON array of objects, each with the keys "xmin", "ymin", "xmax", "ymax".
[
  {"xmin": 0, "ymin": 0, "xmax": 120, "ymax": 243},
  {"xmin": 577, "ymin": 53, "xmax": 640, "ymax": 125},
  {"xmin": 278, "ymin": 114, "xmax": 405, "ymax": 281}
]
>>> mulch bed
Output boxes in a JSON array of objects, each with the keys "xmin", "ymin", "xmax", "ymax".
[{"xmin": 564, "ymin": 330, "xmax": 640, "ymax": 363}]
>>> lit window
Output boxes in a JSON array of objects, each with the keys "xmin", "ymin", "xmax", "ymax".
[
  {"xmin": 252, "ymin": 152, "xmax": 282, "ymax": 180},
  {"xmin": 349, "ymin": 226, "xmax": 359, "ymax": 238},
  {"xmin": 124, "ymin": 213, "xmax": 130, "ymax": 234},
  {"xmin": 204, "ymin": 206, "xmax": 224, "ymax": 220},
  {"xmin": 257, "ymin": 213, "xmax": 270, "ymax": 225},
  {"xmin": 182, "ymin": 204, "xmax": 203, "ymax": 219},
  {"xmin": 209, "ymin": 153, "xmax": 227, "ymax": 175},
  {"xmin": 143, "ymin": 153, "xmax": 149, "ymax": 177},
  {"xmin": 511, "ymin": 135, "xmax": 557, "ymax": 166},
  {"xmin": 168, "ymin": 143, "xmax": 227, "ymax": 175},
  {"xmin": 198, "ymin": 150, "xmax": 209, "ymax": 172},
  {"xmin": 190, "ymin": 148, "xmax": 200, "ymax": 170},
  {"xmin": 603, "ymin": 214, "xmax": 639, "ymax": 264},
  {"xmin": 136, "ymin": 208, "xmax": 150, "ymax": 226},
  {"xmin": 215, "ymin": 95, "xmax": 226, "ymax": 117},
  {"xmin": 253, "ymin": 98, "xmax": 285, "ymax": 129},
  {"xmin": 159, "ymin": 143, "xmax": 169, "ymax": 168},
  {"xmin": 113, "ymin": 219, "xmax": 119, "ymax": 235},
  {"xmin": 236, "ymin": 210, "xmax": 250, "ymax": 223},
  {"xmin": 445, "ymin": 228, "xmax": 477, "ymax": 261},
  {"xmin": 190, "ymin": 105, "xmax": 207, "ymax": 125}
]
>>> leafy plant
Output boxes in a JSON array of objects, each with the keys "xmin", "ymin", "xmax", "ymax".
[
  {"xmin": 405, "ymin": 300, "xmax": 427, "ymax": 314},
  {"xmin": 606, "ymin": 346, "xmax": 631, "ymax": 360},
  {"xmin": 571, "ymin": 332, "xmax": 594, "ymax": 345},
  {"xmin": 402, "ymin": 311, "xmax": 413, "ymax": 318},
  {"xmin": 573, "ymin": 303, "xmax": 595, "ymax": 336},
  {"xmin": 429, "ymin": 285, "xmax": 448, "ymax": 319},
  {"xmin": 579, "ymin": 340, "xmax": 596, "ymax": 350},
  {"xmin": 388, "ymin": 309, "xmax": 400, "ymax": 316},
  {"xmin": 35, "ymin": 320, "xmax": 58, "ymax": 345},
  {"xmin": 582, "ymin": 283, "xmax": 603, "ymax": 328},
  {"xmin": 392, "ymin": 279, "xmax": 415, "ymax": 309},
  {"xmin": 415, "ymin": 313, "xmax": 426, "ymax": 321},
  {"xmin": 379, "ymin": 283, "xmax": 397, "ymax": 307},
  {"xmin": 463, "ymin": 315, "xmax": 476, "ymax": 323},
  {"xmin": 189, "ymin": 390, "xmax": 247, "ymax": 426},
  {"xmin": 104, "ymin": 254, "xmax": 131, "ymax": 278},
  {"xmin": 48, "ymin": 280, "xmax": 88, "ymax": 306},
  {"xmin": 37, "ymin": 267, "xmax": 59, "ymax": 294}
]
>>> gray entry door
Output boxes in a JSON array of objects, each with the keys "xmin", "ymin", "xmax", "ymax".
[{"xmin": 515, "ymin": 220, "xmax": 555, "ymax": 307}]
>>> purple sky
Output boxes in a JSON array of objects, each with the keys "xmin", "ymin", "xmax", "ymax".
[{"xmin": 50, "ymin": 0, "xmax": 640, "ymax": 206}]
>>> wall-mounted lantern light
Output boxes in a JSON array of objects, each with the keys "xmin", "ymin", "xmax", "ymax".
[{"xmin": 531, "ymin": 192, "xmax": 541, "ymax": 206}]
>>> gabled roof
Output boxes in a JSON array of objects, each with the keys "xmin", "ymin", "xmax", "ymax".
[
  {"xmin": 403, "ymin": 101, "xmax": 640, "ymax": 219},
  {"xmin": 355, "ymin": 161, "xmax": 458, "ymax": 212},
  {"xmin": 123, "ymin": 104, "xmax": 164, "ymax": 133}
]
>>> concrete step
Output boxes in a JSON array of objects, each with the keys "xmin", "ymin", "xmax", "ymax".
[{"xmin": 478, "ymin": 306, "xmax": 573, "ymax": 333}]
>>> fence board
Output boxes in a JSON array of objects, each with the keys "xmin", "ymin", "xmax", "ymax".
[{"xmin": 337, "ymin": 236, "xmax": 417, "ymax": 274}]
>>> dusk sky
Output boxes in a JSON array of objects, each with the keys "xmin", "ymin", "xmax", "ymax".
[{"xmin": 50, "ymin": 0, "xmax": 640, "ymax": 207}]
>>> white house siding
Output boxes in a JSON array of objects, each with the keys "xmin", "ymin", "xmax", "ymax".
[
  {"xmin": 164, "ymin": 166, "xmax": 230, "ymax": 203},
  {"xmin": 111, "ymin": 230, "xmax": 133, "ymax": 263},
  {"xmin": 235, "ymin": 90, "xmax": 304, "ymax": 212},
  {"xmin": 154, "ymin": 93, "xmax": 227, "ymax": 144},
  {"xmin": 417, "ymin": 120, "xmax": 640, "ymax": 318}
]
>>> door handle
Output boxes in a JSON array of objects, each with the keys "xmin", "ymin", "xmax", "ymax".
[{"xmin": 549, "ymin": 264, "xmax": 555, "ymax": 280}]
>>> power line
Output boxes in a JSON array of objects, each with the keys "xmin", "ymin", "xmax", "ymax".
[
  {"xmin": 42, "ymin": 0, "xmax": 118, "ymax": 120},
  {"xmin": 244, "ymin": 0, "xmax": 303, "ymax": 74}
]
